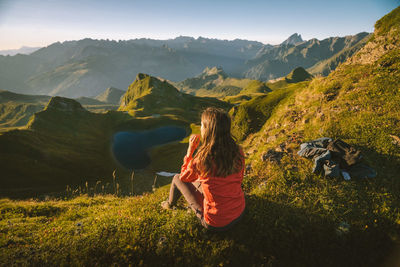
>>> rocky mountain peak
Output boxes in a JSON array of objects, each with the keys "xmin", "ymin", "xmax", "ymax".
[
  {"xmin": 45, "ymin": 96, "xmax": 87, "ymax": 113},
  {"xmin": 202, "ymin": 66, "xmax": 227, "ymax": 77},
  {"xmin": 281, "ymin": 33, "xmax": 303, "ymax": 46}
]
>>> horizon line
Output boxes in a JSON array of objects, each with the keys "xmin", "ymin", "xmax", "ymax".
[{"xmin": 0, "ymin": 31, "xmax": 372, "ymax": 51}]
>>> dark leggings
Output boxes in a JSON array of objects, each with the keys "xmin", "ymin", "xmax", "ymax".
[
  {"xmin": 169, "ymin": 174, "xmax": 204, "ymax": 220},
  {"xmin": 168, "ymin": 174, "xmax": 244, "ymax": 231}
]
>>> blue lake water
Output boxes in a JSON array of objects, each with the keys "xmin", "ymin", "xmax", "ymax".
[{"xmin": 112, "ymin": 126, "xmax": 186, "ymax": 170}]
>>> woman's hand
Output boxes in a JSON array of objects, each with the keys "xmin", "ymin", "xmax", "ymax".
[{"xmin": 187, "ymin": 134, "xmax": 200, "ymax": 157}]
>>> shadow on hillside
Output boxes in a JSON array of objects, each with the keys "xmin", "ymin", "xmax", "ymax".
[
  {"xmin": 194, "ymin": 195, "xmax": 397, "ymax": 267},
  {"xmin": 357, "ymin": 144, "xmax": 400, "ymax": 181}
]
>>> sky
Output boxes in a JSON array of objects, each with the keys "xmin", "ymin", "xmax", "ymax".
[{"xmin": 0, "ymin": 0, "xmax": 399, "ymax": 50}]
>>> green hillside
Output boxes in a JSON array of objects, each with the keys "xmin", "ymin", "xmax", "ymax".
[
  {"xmin": 0, "ymin": 90, "xmax": 51, "ymax": 129},
  {"xmin": 175, "ymin": 66, "xmax": 271, "ymax": 98},
  {"xmin": 0, "ymin": 102, "xmax": 44, "ymax": 129},
  {"xmin": 230, "ymin": 80, "xmax": 309, "ymax": 141},
  {"xmin": 285, "ymin": 67, "xmax": 313, "ymax": 83},
  {"xmin": 228, "ymin": 67, "xmax": 313, "ymax": 137},
  {"xmin": 0, "ymin": 90, "xmax": 50, "ymax": 104},
  {"xmin": 0, "ymin": 74, "xmax": 231, "ymax": 197},
  {"xmin": 119, "ymin": 73, "xmax": 231, "ymax": 122},
  {"xmin": 0, "ymin": 96, "xmax": 191, "ymax": 197},
  {"xmin": 0, "ymin": 90, "xmax": 118, "ymax": 130},
  {"xmin": 1, "ymin": 7, "xmax": 400, "ymax": 266}
]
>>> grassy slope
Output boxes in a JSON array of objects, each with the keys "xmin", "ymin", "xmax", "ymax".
[
  {"xmin": 0, "ymin": 90, "xmax": 119, "ymax": 130},
  {"xmin": 176, "ymin": 68, "xmax": 271, "ymax": 99},
  {"xmin": 230, "ymin": 69, "xmax": 312, "ymax": 141},
  {"xmin": 0, "ymin": 102, "xmax": 45, "ymax": 128},
  {"xmin": 119, "ymin": 73, "xmax": 232, "ymax": 123},
  {"xmin": 0, "ymin": 90, "xmax": 50, "ymax": 129},
  {"xmin": 1, "ymin": 7, "xmax": 400, "ymax": 266},
  {"xmin": 0, "ymin": 97, "xmax": 191, "ymax": 198}
]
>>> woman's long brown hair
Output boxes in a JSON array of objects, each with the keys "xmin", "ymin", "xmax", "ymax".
[{"xmin": 194, "ymin": 107, "xmax": 243, "ymax": 177}]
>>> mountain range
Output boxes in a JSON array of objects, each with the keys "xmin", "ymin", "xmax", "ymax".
[
  {"xmin": 0, "ymin": 46, "xmax": 42, "ymax": 56},
  {"xmin": 244, "ymin": 32, "xmax": 370, "ymax": 80},
  {"xmin": 0, "ymin": 32, "xmax": 369, "ymax": 98}
]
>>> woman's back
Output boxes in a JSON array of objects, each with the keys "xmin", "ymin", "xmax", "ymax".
[{"xmin": 163, "ymin": 107, "xmax": 245, "ymax": 230}]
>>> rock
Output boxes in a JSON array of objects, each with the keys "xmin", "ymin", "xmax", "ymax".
[
  {"xmin": 324, "ymin": 93, "xmax": 337, "ymax": 101},
  {"xmin": 261, "ymin": 149, "xmax": 284, "ymax": 164},
  {"xmin": 245, "ymin": 164, "xmax": 252, "ymax": 175},
  {"xmin": 390, "ymin": 134, "xmax": 400, "ymax": 147},
  {"xmin": 275, "ymin": 143, "xmax": 286, "ymax": 152},
  {"xmin": 266, "ymin": 135, "xmax": 277, "ymax": 143},
  {"xmin": 281, "ymin": 33, "xmax": 303, "ymax": 46},
  {"xmin": 45, "ymin": 96, "xmax": 87, "ymax": 113}
]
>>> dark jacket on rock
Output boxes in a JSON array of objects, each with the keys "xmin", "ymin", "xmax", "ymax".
[{"xmin": 297, "ymin": 137, "xmax": 377, "ymax": 179}]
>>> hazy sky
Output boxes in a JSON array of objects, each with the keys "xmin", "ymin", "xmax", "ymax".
[{"xmin": 0, "ymin": 0, "xmax": 398, "ymax": 50}]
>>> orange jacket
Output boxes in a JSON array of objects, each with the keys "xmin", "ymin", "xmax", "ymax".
[{"xmin": 180, "ymin": 153, "xmax": 245, "ymax": 227}]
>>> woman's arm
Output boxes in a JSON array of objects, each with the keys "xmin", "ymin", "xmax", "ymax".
[
  {"xmin": 180, "ymin": 135, "xmax": 200, "ymax": 183},
  {"xmin": 186, "ymin": 134, "xmax": 200, "ymax": 157}
]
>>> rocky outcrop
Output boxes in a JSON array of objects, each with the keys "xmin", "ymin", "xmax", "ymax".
[
  {"xmin": 281, "ymin": 33, "xmax": 303, "ymax": 46},
  {"xmin": 285, "ymin": 67, "xmax": 313, "ymax": 83},
  {"xmin": 45, "ymin": 96, "xmax": 87, "ymax": 113}
]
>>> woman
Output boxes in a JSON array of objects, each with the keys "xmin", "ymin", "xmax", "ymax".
[{"xmin": 161, "ymin": 107, "xmax": 245, "ymax": 231}]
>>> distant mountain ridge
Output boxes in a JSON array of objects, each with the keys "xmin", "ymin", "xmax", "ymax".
[
  {"xmin": 244, "ymin": 32, "xmax": 370, "ymax": 80},
  {"xmin": 0, "ymin": 46, "xmax": 42, "ymax": 56},
  {"xmin": 95, "ymin": 87, "xmax": 125, "ymax": 104},
  {"xmin": 0, "ymin": 33, "xmax": 369, "ymax": 97}
]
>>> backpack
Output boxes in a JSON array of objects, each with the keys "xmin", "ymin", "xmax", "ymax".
[{"xmin": 327, "ymin": 139, "xmax": 362, "ymax": 169}]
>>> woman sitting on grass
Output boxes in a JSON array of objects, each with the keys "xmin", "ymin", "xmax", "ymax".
[{"xmin": 161, "ymin": 107, "xmax": 245, "ymax": 231}]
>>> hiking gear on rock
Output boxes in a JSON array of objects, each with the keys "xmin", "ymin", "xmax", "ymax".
[
  {"xmin": 327, "ymin": 139, "xmax": 363, "ymax": 169},
  {"xmin": 298, "ymin": 137, "xmax": 376, "ymax": 179},
  {"xmin": 312, "ymin": 150, "xmax": 332, "ymax": 174},
  {"xmin": 323, "ymin": 160, "xmax": 341, "ymax": 178}
]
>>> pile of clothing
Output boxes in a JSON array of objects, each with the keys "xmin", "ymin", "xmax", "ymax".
[{"xmin": 297, "ymin": 137, "xmax": 377, "ymax": 180}]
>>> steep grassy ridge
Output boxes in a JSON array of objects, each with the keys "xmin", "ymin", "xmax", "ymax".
[
  {"xmin": 230, "ymin": 67, "xmax": 313, "ymax": 140},
  {"xmin": 0, "ymin": 90, "xmax": 51, "ymax": 129},
  {"xmin": 119, "ymin": 73, "xmax": 231, "ymax": 122}
]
